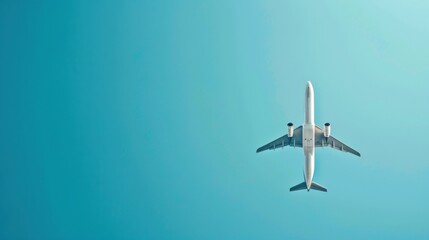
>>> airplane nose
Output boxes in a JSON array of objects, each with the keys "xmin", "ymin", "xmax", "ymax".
[{"xmin": 306, "ymin": 81, "xmax": 313, "ymax": 99}]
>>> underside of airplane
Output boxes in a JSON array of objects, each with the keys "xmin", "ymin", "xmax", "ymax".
[{"xmin": 256, "ymin": 82, "xmax": 361, "ymax": 192}]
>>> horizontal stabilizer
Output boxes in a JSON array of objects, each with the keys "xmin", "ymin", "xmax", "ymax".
[
  {"xmin": 310, "ymin": 182, "xmax": 327, "ymax": 192},
  {"xmin": 289, "ymin": 181, "xmax": 328, "ymax": 192},
  {"xmin": 290, "ymin": 182, "xmax": 307, "ymax": 192}
]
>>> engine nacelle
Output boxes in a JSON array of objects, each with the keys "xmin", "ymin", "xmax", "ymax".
[
  {"xmin": 287, "ymin": 122, "xmax": 294, "ymax": 137},
  {"xmin": 324, "ymin": 123, "xmax": 331, "ymax": 138}
]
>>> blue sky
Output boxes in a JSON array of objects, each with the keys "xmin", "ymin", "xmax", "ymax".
[{"xmin": 1, "ymin": 1, "xmax": 429, "ymax": 239}]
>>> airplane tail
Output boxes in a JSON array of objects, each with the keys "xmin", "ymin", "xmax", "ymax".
[{"xmin": 289, "ymin": 181, "xmax": 328, "ymax": 192}]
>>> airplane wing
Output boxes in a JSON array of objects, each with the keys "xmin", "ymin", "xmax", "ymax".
[
  {"xmin": 315, "ymin": 126, "xmax": 361, "ymax": 157},
  {"xmin": 256, "ymin": 126, "xmax": 302, "ymax": 153}
]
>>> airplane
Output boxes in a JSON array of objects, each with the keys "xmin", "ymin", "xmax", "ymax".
[{"xmin": 256, "ymin": 81, "xmax": 361, "ymax": 192}]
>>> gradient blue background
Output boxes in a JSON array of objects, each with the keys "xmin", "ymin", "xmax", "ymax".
[{"xmin": 1, "ymin": 1, "xmax": 429, "ymax": 239}]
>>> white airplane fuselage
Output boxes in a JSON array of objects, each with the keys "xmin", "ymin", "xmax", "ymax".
[
  {"xmin": 303, "ymin": 82, "xmax": 315, "ymax": 190},
  {"xmin": 256, "ymin": 81, "xmax": 361, "ymax": 192}
]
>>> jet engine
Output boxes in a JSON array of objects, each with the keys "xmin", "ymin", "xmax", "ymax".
[
  {"xmin": 324, "ymin": 123, "xmax": 331, "ymax": 138},
  {"xmin": 287, "ymin": 122, "xmax": 294, "ymax": 137}
]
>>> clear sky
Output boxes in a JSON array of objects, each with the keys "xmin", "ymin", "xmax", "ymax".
[{"xmin": 1, "ymin": 1, "xmax": 429, "ymax": 239}]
